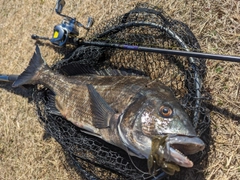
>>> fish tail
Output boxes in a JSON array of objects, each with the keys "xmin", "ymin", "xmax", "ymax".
[{"xmin": 12, "ymin": 45, "xmax": 49, "ymax": 87}]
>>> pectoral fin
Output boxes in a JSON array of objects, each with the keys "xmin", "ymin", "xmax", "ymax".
[{"xmin": 87, "ymin": 84, "xmax": 115, "ymax": 129}]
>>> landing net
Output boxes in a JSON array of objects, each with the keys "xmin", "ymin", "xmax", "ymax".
[{"xmin": 34, "ymin": 3, "xmax": 211, "ymax": 180}]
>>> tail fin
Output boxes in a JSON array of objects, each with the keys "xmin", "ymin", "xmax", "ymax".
[{"xmin": 12, "ymin": 45, "xmax": 47, "ymax": 88}]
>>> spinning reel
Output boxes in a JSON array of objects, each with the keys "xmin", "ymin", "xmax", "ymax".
[{"xmin": 32, "ymin": 0, "xmax": 94, "ymax": 47}]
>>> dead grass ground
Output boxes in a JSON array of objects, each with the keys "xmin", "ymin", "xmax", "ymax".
[{"xmin": 0, "ymin": 0, "xmax": 239, "ymax": 179}]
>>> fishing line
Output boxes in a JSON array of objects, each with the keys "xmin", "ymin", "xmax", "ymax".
[
  {"xmin": 124, "ymin": 146, "xmax": 155, "ymax": 179},
  {"xmin": 123, "ymin": 141, "xmax": 166, "ymax": 180}
]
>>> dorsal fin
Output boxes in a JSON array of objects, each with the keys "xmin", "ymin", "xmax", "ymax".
[
  {"xmin": 58, "ymin": 62, "xmax": 97, "ymax": 76},
  {"xmin": 55, "ymin": 60, "xmax": 146, "ymax": 77},
  {"xmin": 45, "ymin": 93, "xmax": 62, "ymax": 116}
]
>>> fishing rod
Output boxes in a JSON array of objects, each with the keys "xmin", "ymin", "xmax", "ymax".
[
  {"xmin": 30, "ymin": 0, "xmax": 239, "ymax": 63},
  {"xmin": 81, "ymin": 41, "xmax": 240, "ymax": 62},
  {"xmin": 2, "ymin": 42, "xmax": 238, "ymax": 83},
  {"xmin": 32, "ymin": 30, "xmax": 240, "ymax": 62}
]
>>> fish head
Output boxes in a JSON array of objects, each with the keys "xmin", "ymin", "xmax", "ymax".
[{"xmin": 118, "ymin": 86, "xmax": 205, "ymax": 169}]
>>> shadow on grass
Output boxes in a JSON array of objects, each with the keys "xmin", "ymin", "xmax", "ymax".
[
  {"xmin": 206, "ymin": 103, "xmax": 240, "ymax": 123},
  {"xmin": 0, "ymin": 81, "xmax": 34, "ymax": 101}
]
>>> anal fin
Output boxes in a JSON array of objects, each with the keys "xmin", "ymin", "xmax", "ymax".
[{"xmin": 46, "ymin": 94, "xmax": 62, "ymax": 116}]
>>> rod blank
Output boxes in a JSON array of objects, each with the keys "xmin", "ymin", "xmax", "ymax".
[{"xmin": 83, "ymin": 41, "xmax": 240, "ymax": 62}]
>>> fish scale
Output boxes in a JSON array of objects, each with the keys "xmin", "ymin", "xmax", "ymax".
[{"xmin": 36, "ymin": 65, "xmax": 159, "ymax": 131}]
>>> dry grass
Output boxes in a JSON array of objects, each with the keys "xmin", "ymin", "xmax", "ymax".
[{"xmin": 0, "ymin": 0, "xmax": 239, "ymax": 179}]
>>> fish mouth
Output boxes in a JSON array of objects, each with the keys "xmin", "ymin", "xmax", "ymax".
[{"xmin": 164, "ymin": 136, "xmax": 205, "ymax": 168}]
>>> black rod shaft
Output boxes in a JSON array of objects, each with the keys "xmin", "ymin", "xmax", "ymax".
[{"xmin": 82, "ymin": 41, "xmax": 240, "ymax": 62}]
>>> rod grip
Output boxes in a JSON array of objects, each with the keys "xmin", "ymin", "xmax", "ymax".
[{"xmin": 0, "ymin": 74, "xmax": 18, "ymax": 82}]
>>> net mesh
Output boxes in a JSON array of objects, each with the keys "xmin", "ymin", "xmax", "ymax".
[{"xmin": 33, "ymin": 3, "xmax": 211, "ymax": 180}]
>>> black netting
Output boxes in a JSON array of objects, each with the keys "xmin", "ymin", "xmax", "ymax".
[{"xmin": 33, "ymin": 3, "xmax": 211, "ymax": 180}]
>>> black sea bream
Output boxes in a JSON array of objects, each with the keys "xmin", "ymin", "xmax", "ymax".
[{"xmin": 13, "ymin": 46, "xmax": 205, "ymax": 175}]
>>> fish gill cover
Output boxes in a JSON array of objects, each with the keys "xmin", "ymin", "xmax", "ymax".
[{"xmin": 33, "ymin": 3, "xmax": 210, "ymax": 180}]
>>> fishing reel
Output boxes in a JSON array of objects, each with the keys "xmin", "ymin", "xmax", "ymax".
[{"xmin": 32, "ymin": 0, "xmax": 94, "ymax": 47}]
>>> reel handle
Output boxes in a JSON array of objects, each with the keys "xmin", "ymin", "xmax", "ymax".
[
  {"xmin": 76, "ymin": 17, "xmax": 94, "ymax": 30},
  {"xmin": 86, "ymin": 17, "xmax": 94, "ymax": 29}
]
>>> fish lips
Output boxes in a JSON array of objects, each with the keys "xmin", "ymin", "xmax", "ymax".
[{"xmin": 163, "ymin": 135, "xmax": 205, "ymax": 168}]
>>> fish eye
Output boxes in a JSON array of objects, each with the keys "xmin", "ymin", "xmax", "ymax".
[{"xmin": 159, "ymin": 105, "xmax": 173, "ymax": 118}]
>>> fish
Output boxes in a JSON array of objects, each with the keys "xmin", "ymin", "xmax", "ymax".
[{"xmin": 12, "ymin": 45, "xmax": 205, "ymax": 175}]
